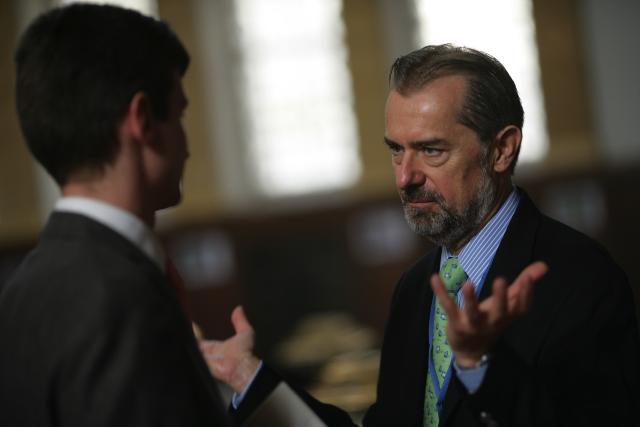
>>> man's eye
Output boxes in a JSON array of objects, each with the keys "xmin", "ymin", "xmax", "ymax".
[{"xmin": 423, "ymin": 147, "xmax": 442, "ymax": 156}]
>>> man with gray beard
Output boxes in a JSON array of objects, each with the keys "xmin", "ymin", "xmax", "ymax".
[
  {"xmin": 201, "ymin": 44, "xmax": 640, "ymax": 426},
  {"xmin": 399, "ymin": 165, "xmax": 495, "ymax": 250}
]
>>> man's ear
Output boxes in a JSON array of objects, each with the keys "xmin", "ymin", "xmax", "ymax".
[
  {"xmin": 491, "ymin": 125, "xmax": 522, "ymax": 174},
  {"xmin": 121, "ymin": 91, "xmax": 154, "ymax": 145}
]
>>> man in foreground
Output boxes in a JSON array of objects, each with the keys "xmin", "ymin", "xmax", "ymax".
[
  {"xmin": 203, "ymin": 45, "xmax": 640, "ymax": 426},
  {"xmin": 0, "ymin": 4, "xmax": 228, "ymax": 425}
]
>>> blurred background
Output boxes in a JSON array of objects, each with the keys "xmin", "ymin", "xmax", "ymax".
[{"xmin": 1, "ymin": 0, "xmax": 639, "ymax": 419}]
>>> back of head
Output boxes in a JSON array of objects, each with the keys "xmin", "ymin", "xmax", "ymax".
[
  {"xmin": 15, "ymin": 4, "xmax": 190, "ymax": 186},
  {"xmin": 389, "ymin": 44, "xmax": 523, "ymax": 171}
]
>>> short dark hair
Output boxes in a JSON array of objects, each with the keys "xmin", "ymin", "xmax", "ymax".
[
  {"xmin": 389, "ymin": 44, "xmax": 523, "ymax": 172},
  {"xmin": 15, "ymin": 4, "xmax": 190, "ymax": 185}
]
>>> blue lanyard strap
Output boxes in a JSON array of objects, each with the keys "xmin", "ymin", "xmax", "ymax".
[{"xmin": 427, "ymin": 295, "xmax": 454, "ymax": 413}]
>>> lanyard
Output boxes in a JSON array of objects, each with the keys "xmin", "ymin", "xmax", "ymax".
[{"xmin": 427, "ymin": 297, "xmax": 453, "ymax": 413}]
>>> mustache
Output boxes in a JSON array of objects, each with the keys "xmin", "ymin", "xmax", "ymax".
[{"xmin": 400, "ymin": 186, "xmax": 446, "ymax": 205}]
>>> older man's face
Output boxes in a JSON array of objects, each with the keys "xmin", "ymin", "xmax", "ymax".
[{"xmin": 384, "ymin": 75, "xmax": 497, "ymax": 251}]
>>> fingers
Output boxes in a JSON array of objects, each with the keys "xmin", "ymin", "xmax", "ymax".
[
  {"xmin": 516, "ymin": 271, "xmax": 537, "ymax": 314},
  {"xmin": 524, "ymin": 261, "xmax": 549, "ymax": 282},
  {"xmin": 440, "ymin": 261, "xmax": 548, "ymax": 362},
  {"xmin": 430, "ymin": 274, "xmax": 459, "ymax": 321},
  {"xmin": 506, "ymin": 261, "xmax": 548, "ymax": 314},
  {"xmin": 490, "ymin": 278, "xmax": 507, "ymax": 323},
  {"xmin": 192, "ymin": 322, "xmax": 204, "ymax": 340},
  {"xmin": 519, "ymin": 278, "xmax": 533, "ymax": 313},
  {"xmin": 513, "ymin": 261, "xmax": 548, "ymax": 291},
  {"xmin": 461, "ymin": 282, "xmax": 480, "ymax": 324},
  {"xmin": 231, "ymin": 305, "xmax": 254, "ymax": 334}
]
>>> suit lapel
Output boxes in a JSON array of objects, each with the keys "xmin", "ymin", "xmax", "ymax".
[{"xmin": 479, "ymin": 191, "xmax": 541, "ymax": 301}]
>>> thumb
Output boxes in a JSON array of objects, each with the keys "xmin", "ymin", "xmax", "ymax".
[{"xmin": 231, "ymin": 305, "xmax": 253, "ymax": 334}]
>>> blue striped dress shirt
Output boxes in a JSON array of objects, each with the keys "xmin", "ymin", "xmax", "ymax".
[{"xmin": 436, "ymin": 188, "xmax": 520, "ymax": 393}]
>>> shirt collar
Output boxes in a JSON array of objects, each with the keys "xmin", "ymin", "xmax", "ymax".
[
  {"xmin": 441, "ymin": 188, "xmax": 520, "ymax": 288},
  {"xmin": 54, "ymin": 197, "xmax": 165, "ymax": 270}
]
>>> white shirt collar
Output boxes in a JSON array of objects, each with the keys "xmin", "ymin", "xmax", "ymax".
[{"xmin": 54, "ymin": 197, "xmax": 165, "ymax": 270}]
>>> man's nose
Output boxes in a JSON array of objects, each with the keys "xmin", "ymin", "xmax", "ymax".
[{"xmin": 396, "ymin": 153, "xmax": 426, "ymax": 189}]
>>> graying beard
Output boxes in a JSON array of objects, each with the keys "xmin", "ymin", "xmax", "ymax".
[{"xmin": 404, "ymin": 173, "xmax": 496, "ymax": 249}]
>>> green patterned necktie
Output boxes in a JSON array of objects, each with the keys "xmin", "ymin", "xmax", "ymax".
[{"xmin": 424, "ymin": 257, "xmax": 467, "ymax": 427}]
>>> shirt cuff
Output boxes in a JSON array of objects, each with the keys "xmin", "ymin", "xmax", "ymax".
[
  {"xmin": 453, "ymin": 359, "xmax": 489, "ymax": 394},
  {"xmin": 231, "ymin": 360, "xmax": 263, "ymax": 409}
]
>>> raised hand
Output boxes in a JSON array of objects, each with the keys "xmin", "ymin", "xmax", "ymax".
[
  {"xmin": 431, "ymin": 261, "xmax": 548, "ymax": 367},
  {"xmin": 199, "ymin": 306, "xmax": 261, "ymax": 393}
]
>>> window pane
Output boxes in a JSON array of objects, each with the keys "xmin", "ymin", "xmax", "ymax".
[
  {"xmin": 234, "ymin": 0, "xmax": 361, "ymax": 196},
  {"xmin": 414, "ymin": 0, "xmax": 548, "ymax": 162}
]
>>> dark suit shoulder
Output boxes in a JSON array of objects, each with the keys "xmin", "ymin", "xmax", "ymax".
[
  {"xmin": 537, "ymin": 213, "xmax": 614, "ymax": 259},
  {"xmin": 5, "ymin": 232, "xmax": 163, "ymax": 318},
  {"xmin": 2, "ymin": 240, "xmax": 170, "ymax": 370},
  {"xmin": 506, "ymin": 192, "xmax": 626, "ymax": 293},
  {"xmin": 534, "ymin": 212, "xmax": 627, "ymax": 289},
  {"xmin": 0, "ymin": 215, "xmax": 225, "ymax": 426},
  {"xmin": 0, "ymin": 213, "xmax": 176, "ymax": 365}
]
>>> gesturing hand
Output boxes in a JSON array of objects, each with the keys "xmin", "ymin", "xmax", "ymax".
[
  {"xmin": 199, "ymin": 306, "xmax": 261, "ymax": 393},
  {"xmin": 431, "ymin": 261, "xmax": 548, "ymax": 368}
]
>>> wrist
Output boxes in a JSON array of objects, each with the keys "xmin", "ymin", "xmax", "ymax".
[
  {"xmin": 454, "ymin": 352, "xmax": 490, "ymax": 369},
  {"xmin": 231, "ymin": 356, "xmax": 261, "ymax": 393}
]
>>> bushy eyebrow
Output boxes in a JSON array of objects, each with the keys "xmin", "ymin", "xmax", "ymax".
[
  {"xmin": 384, "ymin": 137, "xmax": 450, "ymax": 150},
  {"xmin": 411, "ymin": 139, "xmax": 450, "ymax": 150},
  {"xmin": 383, "ymin": 137, "xmax": 399, "ymax": 148}
]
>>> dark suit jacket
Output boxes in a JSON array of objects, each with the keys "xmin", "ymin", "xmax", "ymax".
[
  {"xmin": 237, "ymin": 191, "xmax": 640, "ymax": 426},
  {"xmin": 0, "ymin": 212, "xmax": 229, "ymax": 426}
]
